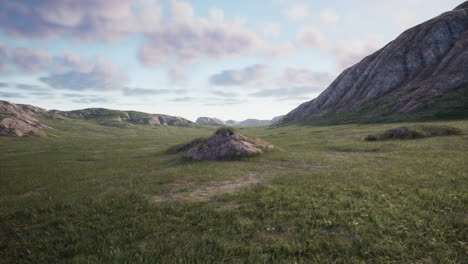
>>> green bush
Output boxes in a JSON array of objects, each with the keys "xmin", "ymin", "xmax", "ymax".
[{"xmin": 215, "ymin": 126, "xmax": 236, "ymax": 136}]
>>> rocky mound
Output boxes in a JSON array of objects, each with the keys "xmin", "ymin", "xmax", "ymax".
[
  {"xmin": 173, "ymin": 127, "xmax": 274, "ymax": 160},
  {"xmin": 363, "ymin": 125, "xmax": 463, "ymax": 141},
  {"xmin": 279, "ymin": 3, "xmax": 468, "ymax": 124},
  {"xmin": 0, "ymin": 101, "xmax": 49, "ymax": 136},
  {"xmin": 196, "ymin": 117, "xmax": 225, "ymax": 126}
]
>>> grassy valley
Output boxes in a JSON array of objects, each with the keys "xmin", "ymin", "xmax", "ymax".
[{"xmin": 0, "ymin": 117, "xmax": 467, "ymax": 263}]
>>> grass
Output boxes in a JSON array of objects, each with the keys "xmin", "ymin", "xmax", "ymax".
[{"xmin": 0, "ymin": 117, "xmax": 467, "ymax": 263}]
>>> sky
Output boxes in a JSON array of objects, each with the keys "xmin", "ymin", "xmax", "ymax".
[{"xmin": 0, "ymin": 0, "xmax": 464, "ymax": 121}]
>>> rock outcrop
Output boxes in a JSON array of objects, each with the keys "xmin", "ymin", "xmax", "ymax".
[
  {"xmin": 174, "ymin": 128, "xmax": 274, "ymax": 161},
  {"xmin": 52, "ymin": 108, "xmax": 194, "ymax": 127},
  {"xmin": 0, "ymin": 101, "xmax": 48, "ymax": 136},
  {"xmin": 196, "ymin": 117, "xmax": 225, "ymax": 126},
  {"xmin": 363, "ymin": 125, "xmax": 463, "ymax": 141},
  {"xmin": 280, "ymin": 3, "xmax": 468, "ymax": 124}
]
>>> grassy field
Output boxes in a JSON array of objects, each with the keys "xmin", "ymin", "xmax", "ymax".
[{"xmin": 0, "ymin": 118, "xmax": 467, "ymax": 263}]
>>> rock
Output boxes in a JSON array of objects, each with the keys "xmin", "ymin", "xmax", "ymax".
[
  {"xmin": 280, "ymin": 4, "xmax": 468, "ymax": 124},
  {"xmin": 363, "ymin": 125, "xmax": 463, "ymax": 141},
  {"xmin": 0, "ymin": 101, "xmax": 49, "ymax": 136},
  {"xmin": 196, "ymin": 117, "xmax": 225, "ymax": 126},
  {"xmin": 170, "ymin": 138, "xmax": 204, "ymax": 153},
  {"xmin": 181, "ymin": 128, "xmax": 274, "ymax": 160},
  {"xmin": 271, "ymin": 115, "xmax": 285, "ymax": 125},
  {"xmin": 0, "ymin": 117, "xmax": 47, "ymax": 136}
]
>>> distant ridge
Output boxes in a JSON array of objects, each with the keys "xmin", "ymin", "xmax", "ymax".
[
  {"xmin": 278, "ymin": 3, "xmax": 468, "ymax": 125},
  {"xmin": 0, "ymin": 100, "xmax": 194, "ymax": 136}
]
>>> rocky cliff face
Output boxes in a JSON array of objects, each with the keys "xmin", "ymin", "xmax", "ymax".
[
  {"xmin": 280, "ymin": 3, "xmax": 468, "ymax": 124},
  {"xmin": 0, "ymin": 101, "xmax": 49, "ymax": 136},
  {"xmin": 196, "ymin": 117, "xmax": 225, "ymax": 126}
]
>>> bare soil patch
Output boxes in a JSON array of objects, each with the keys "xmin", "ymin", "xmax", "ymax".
[{"xmin": 152, "ymin": 174, "xmax": 261, "ymax": 202}]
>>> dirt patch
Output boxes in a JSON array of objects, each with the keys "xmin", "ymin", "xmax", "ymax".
[{"xmin": 152, "ymin": 174, "xmax": 261, "ymax": 202}]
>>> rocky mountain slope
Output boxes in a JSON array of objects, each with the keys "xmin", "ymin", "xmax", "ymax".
[
  {"xmin": 196, "ymin": 117, "xmax": 225, "ymax": 126},
  {"xmin": 0, "ymin": 101, "xmax": 49, "ymax": 136},
  {"xmin": 52, "ymin": 108, "xmax": 194, "ymax": 127},
  {"xmin": 0, "ymin": 101, "xmax": 194, "ymax": 136},
  {"xmin": 279, "ymin": 2, "xmax": 468, "ymax": 125},
  {"xmin": 198, "ymin": 117, "xmax": 277, "ymax": 127}
]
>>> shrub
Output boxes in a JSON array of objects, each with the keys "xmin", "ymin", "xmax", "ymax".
[{"xmin": 215, "ymin": 126, "xmax": 236, "ymax": 136}]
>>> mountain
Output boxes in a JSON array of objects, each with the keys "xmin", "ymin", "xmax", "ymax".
[
  {"xmin": 0, "ymin": 101, "xmax": 194, "ymax": 136},
  {"xmin": 238, "ymin": 119, "xmax": 271, "ymax": 126},
  {"xmin": 225, "ymin": 120, "xmax": 240, "ymax": 126},
  {"xmin": 279, "ymin": 3, "xmax": 468, "ymax": 125},
  {"xmin": 0, "ymin": 100, "xmax": 49, "ymax": 136},
  {"xmin": 200, "ymin": 118, "xmax": 273, "ymax": 127},
  {"xmin": 196, "ymin": 117, "xmax": 225, "ymax": 126},
  {"xmin": 52, "ymin": 108, "xmax": 194, "ymax": 127}
]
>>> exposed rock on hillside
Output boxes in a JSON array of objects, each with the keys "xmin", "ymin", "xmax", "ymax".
[
  {"xmin": 0, "ymin": 101, "xmax": 49, "ymax": 136},
  {"xmin": 174, "ymin": 127, "xmax": 274, "ymax": 161},
  {"xmin": 53, "ymin": 108, "xmax": 194, "ymax": 127},
  {"xmin": 271, "ymin": 115, "xmax": 285, "ymax": 125},
  {"xmin": 196, "ymin": 117, "xmax": 225, "ymax": 126},
  {"xmin": 280, "ymin": 4, "xmax": 468, "ymax": 124}
]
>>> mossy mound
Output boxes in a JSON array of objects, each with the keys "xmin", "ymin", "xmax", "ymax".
[
  {"xmin": 172, "ymin": 128, "xmax": 274, "ymax": 160},
  {"xmin": 363, "ymin": 125, "xmax": 463, "ymax": 141}
]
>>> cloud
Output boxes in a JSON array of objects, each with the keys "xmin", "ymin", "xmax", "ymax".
[
  {"xmin": 277, "ymin": 68, "xmax": 334, "ymax": 88},
  {"xmin": 0, "ymin": 0, "xmax": 161, "ymax": 41},
  {"xmin": 0, "ymin": 82, "xmax": 8, "ymax": 87},
  {"xmin": 259, "ymin": 22, "xmax": 281, "ymax": 38},
  {"xmin": 319, "ymin": 10, "xmax": 339, "ymax": 25},
  {"xmin": 139, "ymin": 1, "xmax": 293, "ymax": 66},
  {"xmin": 40, "ymin": 61, "xmax": 125, "ymax": 91},
  {"xmin": 209, "ymin": 64, "xmax": 269, "ymax": 86},
  {"xmin": 332, "ymin": 35, "xmax": 385, "ymax": 70},
  {"xmin": 211, "ymin": 90, "xmax": 238, "ymax": 97},
  {"xmin": 0, "ymin": 44, "xmax": 52, "ymax": 74},
  {"xmin": 15, "ymin": 84, "xmax": 47, "ymax": 91},
  {"xmin": 0, "ymin": 43, "xmax": 128, "ymax": 92},
  {"xmin": 72, "ymin": 97, "xmax": 110, "ymax": 104},
  {"xmin": 250, "ymin": 86, "xmax": 322, "ymax": 99},
  {"xmin": 123, "ymin": 87, "xmax": 171, "ymax": 96},
  {"xmin": 204, "ymin": 98, "xmax": 247, "ymax": 106},
  {"xmin": 168, "ymin": 66, "xmax": 189, "ymax": 83},
  {"xmin": 63, "ymin": 93, "xmax": 88, "ymax": 98},
  {"xmin": 170, "ymin": 96, "xmax": 195, "ymax": 102},
  {"xmin": 285, "ymin": 4, "xmax": 309, "ymax": 21},
  {"xmin": 297, "ymin": 27, "xmax": 325, "ymax": 47},
  {"xmin": 0, "ymin": 91, "xmax": 25, "ymax": 98}
]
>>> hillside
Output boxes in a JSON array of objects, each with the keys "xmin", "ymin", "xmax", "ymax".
[
  {"xmin": 279, "ymin": 3, "xmax": 468, "ymax": 125},
  {"xmin": 0, "ymin": 100, "xmax": 49, "ymax": 136},
  {"xmin": 52, "ymin": 108, "xmax": 194, "ymax": 127},
  {"xmin": 0, "ymin": 101, "xmax": 195, "ymax": 136}
]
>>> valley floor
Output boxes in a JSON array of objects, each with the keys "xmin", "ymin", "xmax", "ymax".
[{"xmin": 0, "ymin": 119, "xmax": 467, "ymax": 263}]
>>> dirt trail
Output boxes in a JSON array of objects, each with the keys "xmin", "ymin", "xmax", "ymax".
[{"xmin": 152, "ymin": 174, "xmax": 261, "ymax": 202}]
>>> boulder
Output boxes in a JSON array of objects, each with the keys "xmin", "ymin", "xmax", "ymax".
[{"xmin": 175, "ymin": 128, "xmax": 274, "ymax": 160}]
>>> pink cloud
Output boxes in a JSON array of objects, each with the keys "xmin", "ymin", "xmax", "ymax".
[{"xmin": 0, "ymin": 0, "xmax": 160, "ymax": 41}]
